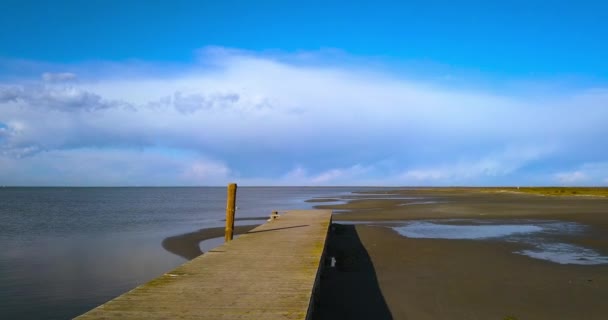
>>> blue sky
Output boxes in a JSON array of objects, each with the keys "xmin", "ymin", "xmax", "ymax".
[{"xmin": 1, "ymin": 1, "xmax": 607, "ymax": 186}]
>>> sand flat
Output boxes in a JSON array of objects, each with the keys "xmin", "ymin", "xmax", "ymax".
[{"xmin": 314, "ymin": 189, "xmax": 608, "ymax": 320}]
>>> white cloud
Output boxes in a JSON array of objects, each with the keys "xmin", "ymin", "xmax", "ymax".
[
  {"xmin": 553, "ymin": 162, "xmax": 608, "ymax": 186},
  {"xmin": 148, "ymin": 91, "xmax": 242, "ymax": 114},
  {"xmin": 309, "ymin": 165, "xmax": 371, "ymax": 185},
  {"xmin": 0, "ymin": 85, "xmax": 21, "ymax": 102},
  {"xmin": 0, "ymin": 84, "xmax": 130, "ymax": 112},
  {"xmin": 0, "ymin": 148, "xmax": 231, "ymax": 186},
  {"xmin": 182, "ymin": 160, "xmax": 231, "ymax": 183},
  {"xmin": 268, "ymin": 164, "xmax": 372, "ymax": 186},
  {"xmin": 41, "ymin": 72, "xmax": 77, "ymax": 82},
  {"xmin": 400, "ymin": 169, "xmax": 446, "ymax": 182},
  {"xmin": 398, "ymin": 145, "xmax": 553, "ymax": 185},
  {"xmin": 554, "ymin": 171, "xmax": 588, "ymax": 184},
  {"xmin": 1, "ymin": 47, "xmax": 607, "ymax": 185}
]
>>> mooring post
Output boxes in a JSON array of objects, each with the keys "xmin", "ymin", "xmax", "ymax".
[{"xmin": 225, "ymin": 183, "xmax": 237, "ymax": 242}]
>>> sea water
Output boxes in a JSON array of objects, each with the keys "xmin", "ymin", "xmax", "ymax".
[{"xmin": 0, "ymin": 187, "xmax": 364, "ymax": 320}]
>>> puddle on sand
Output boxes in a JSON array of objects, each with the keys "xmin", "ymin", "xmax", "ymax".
[
  {"xmin": 394, "ymin": 222, "xmax": 542, "ymax": 239},
  {"xmin": 389, "ymin": 220, "xmax": 608, "ymax": 266},
  {"xmin": 518, "ymin": 243, "xmax": 608, "ymax": 265}
]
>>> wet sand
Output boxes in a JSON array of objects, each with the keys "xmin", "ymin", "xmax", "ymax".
[
  {"xmin": 162, "ymin": 225, "xmax": 258, "ymax": 260},
  {"xmin": 314, "ymin": 189, "xmax": 608, "ymax": 320}
]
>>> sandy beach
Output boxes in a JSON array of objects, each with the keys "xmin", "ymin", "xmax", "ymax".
[{"xmin": 313, "ymin": 189, "xmax": 608, "ymax": 320}]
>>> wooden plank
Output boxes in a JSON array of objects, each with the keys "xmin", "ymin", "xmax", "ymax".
[{"xmin": 75, "ymin": 210, "xmax": 333, "ymax": 320}]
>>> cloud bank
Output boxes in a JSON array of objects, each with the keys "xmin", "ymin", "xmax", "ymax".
[{"xmin": 1, "ymin": 48, "xmax": 607, "ymax": 186}]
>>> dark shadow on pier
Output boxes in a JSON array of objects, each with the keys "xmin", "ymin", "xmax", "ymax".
[
  {"xmin": 162, "ymin": 225, "xmax": 257, "ymax": 260},
  {"xmin": 221, "ymin": 216, "xmax": 269, "ymax": 221},
  {"xmin": 247, "ymin": 224, "xmax": 309, "ymax": 234},
  {"xmin": 313, "ymin": 224, "xmax": 393, "ymax": 320}
]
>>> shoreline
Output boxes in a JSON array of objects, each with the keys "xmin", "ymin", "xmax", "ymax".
[{"xmin": 162, "ymin": 225, "xmax": 258, "ymax": 260}]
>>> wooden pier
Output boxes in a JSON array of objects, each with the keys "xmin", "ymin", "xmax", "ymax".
[{"xmin": 75, "ymin": 209, "xmax": 333, "ymax": 320}]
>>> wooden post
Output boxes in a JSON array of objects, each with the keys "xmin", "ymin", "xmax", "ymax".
[{"xmin": 225, "ymin": 183, "xmax": 237, "ymax": 242}]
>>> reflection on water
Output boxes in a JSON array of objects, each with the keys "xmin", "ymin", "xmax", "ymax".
[
  {"xmin": 0, "ymin": 231, "xmax": 184, "ymax": 320},
  {"xmin": 392, "ymin": 220, "xmax": 608, "ymax": 265}
]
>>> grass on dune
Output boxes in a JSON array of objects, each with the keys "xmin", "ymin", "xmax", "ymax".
[
  {"xmin": 485, "ymin": 187, "xmax": 608, "ymax": 197},
  {"xmin": 412, "ymin": 187, "xmax": 608, "ymax": 197}
]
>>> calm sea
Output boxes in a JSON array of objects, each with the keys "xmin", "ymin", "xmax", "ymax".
[{"xmin": 0, "ymin": 187, "xmax": 371, "ymax": 319}]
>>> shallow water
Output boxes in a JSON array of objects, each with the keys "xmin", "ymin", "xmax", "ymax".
[
  {"xmin": 309, "ymin": 195, "xmax": 431, "ymax": 208},
  {"xmin": 392, "ymin": 220, "xmax": 608, "ymax": 265},
  {"xmin": 0, "ymin": 186, "xmax": 377, "ymax": 320},
  {"xmin": 518, "ymin": 243, "xmax": 608, "ymax": 265},
  {"xmin": 394, "ymin": 221, "xmax": 543, "ymax": 239}
]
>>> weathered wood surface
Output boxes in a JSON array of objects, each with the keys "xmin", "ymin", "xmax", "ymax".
[
  {"xmin": 225, "ymin": 183, "xmax": 237, "ymax": 242},
  {"xmin": 75, "ymin": 210, "xmax": 333, "ymax": 320}
]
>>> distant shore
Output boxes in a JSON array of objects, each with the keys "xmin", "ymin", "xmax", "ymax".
[
  {"xmin": 401, "ymin": 186, "xmax": 608, "ymax": 197},
  {"xmin": 485, "ymin": 186, "xmax": 608, "ymax": 197}
]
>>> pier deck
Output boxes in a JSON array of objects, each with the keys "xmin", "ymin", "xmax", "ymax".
[{"xmin": 76, "ymin": 209, "xmax": 333, "ymax": 320}]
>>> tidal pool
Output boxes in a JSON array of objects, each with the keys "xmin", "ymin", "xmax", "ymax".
[
  {"xmin": 393, "ymin": 221, "xmax": 544, "ymax": 239},
  {"xmin": 518, "ymin": 243, "xmax": 608, "ymax": 265},
  {"xmin": 391, "ymin": 220, "xmax": 608, "ymax": 265}
]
